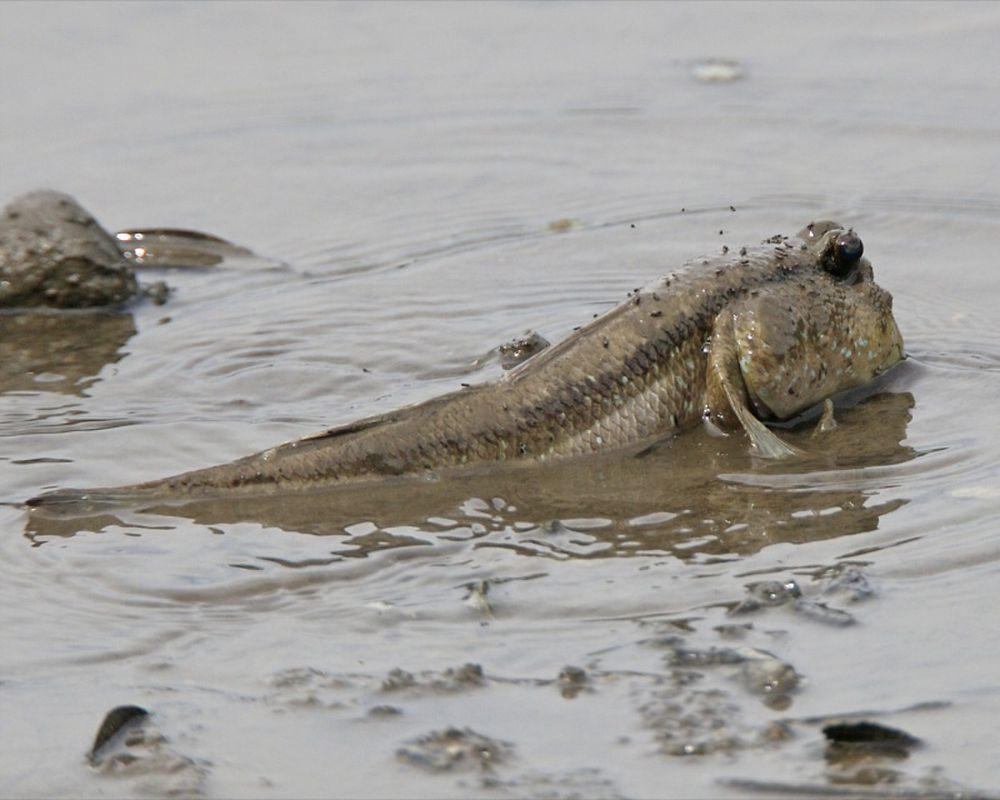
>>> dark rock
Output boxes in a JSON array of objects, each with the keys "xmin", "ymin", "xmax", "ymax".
[
  {"xmin": 0, "ymin": 191, "xmax": 138, "ymax": 308},
  {"xmin": 823, "ymin": 720, "xmax": 921, "ymax": 762}
]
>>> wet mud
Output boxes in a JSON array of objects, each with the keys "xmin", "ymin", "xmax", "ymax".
[{"xmin": 2, "ymin": 3, "xmax": 1000, "ymax": 799}]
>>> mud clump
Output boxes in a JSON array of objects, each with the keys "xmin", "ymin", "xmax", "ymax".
[
  {"xmin": 731, "ymin": 578, "xmax": 857, "ymax": 626},
  {"xmin": 380, "ymin": 662, "xmax": 485, "ymax": 694},
  {"xmin": 739, "ymin": 650, "xmax": 800, "ymax": 709},
  {"xmin": 463, "ymin": 579, "xmax": 494, "ymax": 620},
  {"xmin": 487, "ymin": 767, "xmax": 623, "ymax": 799},
  {"xmin": 498, "ymin": 331, "xmax": 550, "ymax": 370},
  {"xmin": 0, "ymin": 190, "xmax": 138, "ymax": 308},
  {"xmin": 820, "ymin": 566, "xmax": 878, "ymax": 603},
  {"xmin": 265, "ymin": 667, "xmax": 355, "ymax": 709},
  {"xmin": 557, "ymin": 665, "xmax": 589, "ymax": 699},
  {"xmin": 731, "ymin": 579, "xmax": 802, "ymax": 613},
  {"xmin": 367, "ymin": 704, "xmax": 403, "ymax": 718},
  {"xmin": 639, "ymin": 684, "xmax": 747, "ymax": 756},
  {"xmin": 87, "ymin": 704, "xmax": 208, "ymax": 796},
  {"xmin": 263, "ymin": 663, "xmax": 486, "ymax": 712},
  {"xmin": 397, "ymin": 727, "xmax": 512, "ymax": 772},
  {"xmin": 665, "ymin": 640, "xmax": 745, "ymax": 668}
]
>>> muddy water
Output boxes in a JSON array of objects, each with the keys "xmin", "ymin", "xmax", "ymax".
[{"xmin": 2, "ymin": 2, "xmax": 1000, "ymax": 798}]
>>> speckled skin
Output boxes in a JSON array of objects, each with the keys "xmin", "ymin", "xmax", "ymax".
[{"xmin": 31, "ymin": 222, "xmax": 903, "ymax": 504}]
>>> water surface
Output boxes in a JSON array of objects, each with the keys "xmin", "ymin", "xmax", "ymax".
[{"xmin": 2, "ymin": 2, "xmax": 1000, "ymax": 797}]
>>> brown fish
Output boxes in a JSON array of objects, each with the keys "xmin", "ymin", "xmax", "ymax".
[{"xmin": 28, "ymin": 221, "xmax": 903, "ymax": 508}]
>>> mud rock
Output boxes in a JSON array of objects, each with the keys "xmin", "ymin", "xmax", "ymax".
[
  {"xmin": 0, "ymin": 190, "xmax": 138, "ymax": 308},
  {"xmin": 640, "ymin": 685, "xmax": 746, "ymax": 756},
  {"xmin": 397, "ymin": 727, "xmax": 512, "ymax": 772}
]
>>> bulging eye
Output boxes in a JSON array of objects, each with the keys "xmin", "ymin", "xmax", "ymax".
[{"xmin": 830, "ymin": 230, "xmax": 863, "ymax": 277}]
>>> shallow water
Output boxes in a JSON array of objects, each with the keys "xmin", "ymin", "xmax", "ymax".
[{"xmin": 2, "ymin": 2, "xmax": 1000, "ymax": 797}]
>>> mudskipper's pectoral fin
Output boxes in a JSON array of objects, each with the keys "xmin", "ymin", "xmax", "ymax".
[
  {"xmin": 730, "ymin": 395, "xmax": 801, "ymax": 459},
  {"xmin": 706, "ymin": 311, "xmax": 801, "ymax": 459}
]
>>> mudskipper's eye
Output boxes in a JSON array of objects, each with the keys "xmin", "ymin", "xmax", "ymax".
[{"xmin": 830, "ymin": 230, "xmax": 863, "ymax": 277}]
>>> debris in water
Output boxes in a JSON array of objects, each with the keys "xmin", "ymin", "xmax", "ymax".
[
  {"xmin": 368, "ymin": 705, "xmax": 403, "ymax": 718},
  {"xmin": 464, "ymin": 579, "xmax": 495, "ymax": 620},
  {"xmin": 691, "ymin": 59, "xmax": 745, "ymax": 83},
  {"xmin": 813, "ymin": 398, "xmax": 838, "ymax": 435},
  {"xmin": 548, "ymin": 218, "xmax": 576, "ymax": 233},
  {"xmin": 143, "ymin": 280, "xmax": 170, "ymax": 305}
]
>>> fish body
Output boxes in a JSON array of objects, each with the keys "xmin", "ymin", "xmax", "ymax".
[{"xmin": 29, "ymin": 222, "xmax": 903, "ymax": 506}]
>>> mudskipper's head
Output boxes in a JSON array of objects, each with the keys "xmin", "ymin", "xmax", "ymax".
[{"xmin": 733, "ymin": 222, "xmax": 904, "ymax": 420}]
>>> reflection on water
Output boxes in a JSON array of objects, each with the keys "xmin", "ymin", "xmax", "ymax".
[
  {"xmin": 27, "ymin": 391, "xmax": 916, "ymax": 562},
  {"xmin": 0, "ymin": 226, "xmax": 266, "ymax": 398},
  {"xmin": 0, "ymin": 312, "xmax": 136, "ymax": 396}
]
